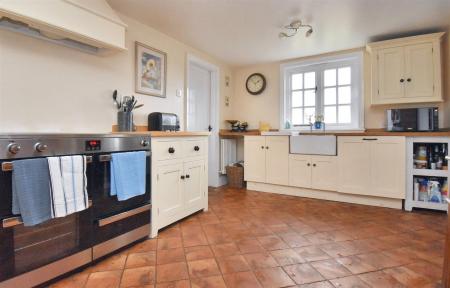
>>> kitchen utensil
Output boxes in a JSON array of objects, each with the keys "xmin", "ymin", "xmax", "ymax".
[{"xmin": 112, "ymin": 90, "xmax": 121, "ymax": 110}]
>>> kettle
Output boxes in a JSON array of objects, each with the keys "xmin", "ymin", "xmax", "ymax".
[{"xmin": 428, "ymin": 181, "xmax": 442, "ymax": 203}]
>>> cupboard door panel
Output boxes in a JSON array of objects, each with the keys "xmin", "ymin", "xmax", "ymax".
[
  {"xmin": 184, "ymin": 160, "xmax": 205, "ymax": 211},
  {"xmin": 265, "ymin": 136, "xmax": 289, "ymax": 185},
  {"xmin": 370, "ymin": 137, "xmax": 406, "ymax": 199},
  {"xmin": 289, "ymin": 155, "xmax": 312, "ymax": 188},
  {"xmin": 377, "ymin": 47, "xmax": 405, "ymax": 100},
  {"xmin": 404, "ymin": 43, "xmax": 434, "ymax": 99},
  {"xmin": 311, "ymin": 156, "xmax": 337, "ymax": 191},
  {"xmin": 338, "ymin": 137, "xmax": 371, "ymax": 195},
  {"xmin": 156, "ymin": 164, "xmax": 184, "ymax": 219},
  {"xmin": 244, "ymin": 136, "xmax": 266, "ymax": 182}
]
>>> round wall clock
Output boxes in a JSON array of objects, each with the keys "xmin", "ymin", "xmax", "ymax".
[{"xmin": 246, "ymin": 73, "xmax": 266, "ymax": 95}]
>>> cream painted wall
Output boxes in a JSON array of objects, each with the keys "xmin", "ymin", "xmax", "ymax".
[
  {"xmin": 231, "ymin": 32, "xmax": 450, "ymax": 130},
  {"xmin": 0, "ymin": 13, "xmax": 233, "ymax": 133}
]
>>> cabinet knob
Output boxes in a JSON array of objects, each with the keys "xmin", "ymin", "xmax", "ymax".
[
  {"xmin": 186, "ymin": 174, "xmax": 190, "ymax": 179},
  {"xmin": 400, "ymin": 79, "xmax": 405, "ymax": 83},
  {"xmin": 265, "ymin": 146, "xmax": 269, "ymax": 149},
  {"xmin": 307, "ymin": 163, "xmax": 311, "ymax": 167},
  {"xmin": 261, "ymin": 146, "xmax": 264, "ymax": 149},
  {"xmin": 168, "ymin": 147, "xmax": 175, "ymax": 154},
  {"xmin": 407, "ymin": 78, "xmax": 411, "ymax": 82},
  {"xmin": 194, "ymin": 146, "xmax": 200, "ymax": 151},
  {"xmin": 313, "ymin": 163, "xmax": 316, "ymax": 167},
  {"xmin": 181, "ymin": 175, "xmax": 185, "ymax": 180}
]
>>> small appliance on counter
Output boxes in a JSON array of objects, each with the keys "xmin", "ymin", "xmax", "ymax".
[
  {"xmin": 226, "ymin": 120, "xmax": 248, "ymax": 132},
  {"xmin": 148, "ymin": 112, "xmax": 180, "ymax": 131},
  {"xmin": 386, "ymin": 107, "xmax": 439, "ymax": 132}
]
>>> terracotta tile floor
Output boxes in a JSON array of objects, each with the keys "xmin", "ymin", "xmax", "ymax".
[{"xmin": 51, "ymin": 186, "xmax": 447, "ymax": 288}]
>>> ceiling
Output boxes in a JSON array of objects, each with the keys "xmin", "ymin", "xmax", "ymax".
[{"xmin": 108, "ymin": 0, "xmax": 450, "ymax": 67}]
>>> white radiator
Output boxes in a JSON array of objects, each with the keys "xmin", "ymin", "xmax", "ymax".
[{"xmin": 220, "ymin": 139, "xmax": 237, "ymax": 174}]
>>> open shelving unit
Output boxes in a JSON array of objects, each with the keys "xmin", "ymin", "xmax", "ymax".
[{"xmin": 405, "ymin": 137, "xmax": 449, "ymax": 212}]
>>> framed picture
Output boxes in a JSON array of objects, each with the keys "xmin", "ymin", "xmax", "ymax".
[{"xmin": 135, "ymin": 42, "xmax": 167, "ymax": 97}]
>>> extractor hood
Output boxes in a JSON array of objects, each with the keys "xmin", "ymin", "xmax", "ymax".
[{"xmin": 0, "ymin": 0, "xmax": 127, "ymax": 55}]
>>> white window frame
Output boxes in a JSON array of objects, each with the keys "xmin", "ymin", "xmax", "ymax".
[{"xmin": 280, "ymin": 51, "xmax": 364, "ymax": 131}]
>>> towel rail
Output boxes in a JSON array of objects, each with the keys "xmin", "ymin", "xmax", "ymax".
[
  {"xmin": 1, "ymin": 156, "xmax": 94, "ymax": 172},
  {"xmin": 1, "ymin": 200, "xmax": 93, "ymax": 228}
]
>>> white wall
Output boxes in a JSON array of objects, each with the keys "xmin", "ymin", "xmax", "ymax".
[
  {"xmin": 0, "ymin": 13, "xmax": 233, "ymax": 133},
  {"xmin": 231, "ymin": 33, "xmax": 450, "ymax": 130}
]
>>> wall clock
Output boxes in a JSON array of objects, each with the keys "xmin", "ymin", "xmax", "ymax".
[{"xmin": 246, "ymin": 73, "xmax": 266, "ymax": 95}]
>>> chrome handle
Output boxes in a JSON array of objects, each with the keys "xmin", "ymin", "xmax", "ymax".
[
  {"xmin": 97, "ymin": 203, "xmax": 151, "ymax": 227},
  {"xmin": 2, "ymin": 200, "xmax": 93, "ymax": 228},
  {"xmin": 2, "ymin": 157, "xmax": 93, "ymax": 172}
]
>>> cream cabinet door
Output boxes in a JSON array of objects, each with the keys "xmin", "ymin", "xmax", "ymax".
[
  {"xmin": 311, "ymin": 156, "xmax": 337, "ymax": 191},
  {"xmin": 289, "ymin": 155, "xmax": 312, "ymax": 188},
  {"xmin": 404, "ymin": 43, "xmax": 434, "ymax": 99},
  {"xmin": 184, "ymin": 160, "xmax": 206, "ymax": 212},
  {"xmin": 265, "ymin": 136, "xmax": 289, "ymax": 185},
  {"xmin": 155, "ymin": 163, "xmax": 184, "ymax": 221},
  {"xmin": 370, "ymin": 137, "xmax": 406, "ymax": 199},
  {"xmin": 377, "ymin": 47, "xmax": 405, "ymax": 101},
  {"xmin": 244, "ymin": 136, "xmax": 266, "ymax": 182},
  {"xmin": 337, "ymin": 137, "xmax": 371, "ymax": 195}
]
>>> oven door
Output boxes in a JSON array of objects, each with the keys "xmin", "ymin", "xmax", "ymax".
[
  {"xmin": 0, "ymin": 160, "xmax": 92, "ymax": 285},
  {"xmin": 90, "ymin": 151, "xmax": 151, "ymax": 259}
]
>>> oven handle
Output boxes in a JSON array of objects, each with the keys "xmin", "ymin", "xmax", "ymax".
[
  {"xmin": 97, "ymin": 203, "xmax": 151, "ymax": 227},
  {"xmin": 1, "ymin": 156, "xmax": 94, "ymax": 172},
  {"xmin": 2, "ymin": 200, "xmax": 93, "ymax": 228}
]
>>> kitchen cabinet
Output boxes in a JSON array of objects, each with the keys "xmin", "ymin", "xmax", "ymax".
[
  {"xmin": 289, "ymin": 155, "xmax": 337, "ymax": 191},
  {"xmin": 367, "ymin": 32, "xmax": 444, "ymax": 105},
  {"xmin": 337, "ymin": 136, "xmax": 406, "ymax": 199},
  {"xmin": 152, "ymin": 136, "xmax": 208, "ymax": 237},
  {"xmin": 244, "ymin": 136, "xmax": 289, "ymax": 185}
]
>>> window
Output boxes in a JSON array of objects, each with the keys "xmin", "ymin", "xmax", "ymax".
[{"xmin": 281, "ymin": 52, "xmax": 363, "ymax": 130}]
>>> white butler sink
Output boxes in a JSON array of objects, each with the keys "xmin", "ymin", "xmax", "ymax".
[{"xmin": 290, "ymin": 135, "xmax": 337, "ymax": 155}]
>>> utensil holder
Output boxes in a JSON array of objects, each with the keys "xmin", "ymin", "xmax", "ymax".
[{"xmin": 117, "ymin": 111, "xmax": 134, "ymax": 132}]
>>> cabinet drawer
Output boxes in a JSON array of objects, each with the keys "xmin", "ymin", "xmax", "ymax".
[
  {"xmin": 153, "ymin": 140, "xmax": 183, "ymax": 161},
  {"xmin": 183, "ymin": 139, "xmax": 207, "ymax": 158}
]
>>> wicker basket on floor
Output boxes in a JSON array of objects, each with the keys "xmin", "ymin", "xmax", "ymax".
[{"xmin": 226, "ymin": 165, "xmax": 244, "ymax": 188}]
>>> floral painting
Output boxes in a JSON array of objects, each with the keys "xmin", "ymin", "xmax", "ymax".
[{"xmin": 135, "ymin": 42, "xmax": 166, "ymax": 97}]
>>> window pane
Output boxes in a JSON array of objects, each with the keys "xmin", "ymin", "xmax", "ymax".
[
  {"xmin": 304, "ymin": 72, "xmax": 315, "ymax": 89},
  {"xmin": 324, "ymin": 88, "xmax": 336, "ymax": 105},
  {"xmin": 338, "ymin": 86, "xmax": 351, "ymax": 104},
  {"xmin": 338, "ymin": 67, "xmax": 351, "ymax": 85},
  {"xmin": 292, "ymin": 73, "xmax": 303, "ymax": 90},
  {"xmin": 324, "ymin": 106, "xmax": 337, "ymax": 123},
  {"xmin": 304, "ymin": 90, "xmax": 315, "ymax": 106},
  {"xmin": 304, "ymin": 108, "xmax": 315, "ymax": 124},
  {"xmin": 338, "ymin": 105, "xmax": 351, "ymax": 123},
  {"xmin": 292, "ymin": 91, "xmax": 303, "ymax": 107},
  {"xmin": 324, "ymin": 69, "xmax": 336, "ymax": 87},
  {"xmin": 292, "ymin": 108, "xmax": 303, "ymax": 125}
]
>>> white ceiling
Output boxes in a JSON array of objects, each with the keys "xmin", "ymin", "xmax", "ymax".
[{"xmin": 108, "ymin": 0, "xmax": 450, "ymax": 66}]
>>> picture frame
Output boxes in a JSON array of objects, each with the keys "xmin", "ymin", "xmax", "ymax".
[{"xmin": 135, "ymin": 41, "xmax": 167, "ymax": 97}]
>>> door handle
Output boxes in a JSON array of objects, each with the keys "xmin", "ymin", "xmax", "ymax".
[
  {"xmin": 362, "ymin": 138, "xmax": 378, "ymax": 141},
  {"xmin": 98, "ymin": 203, "xmax": 151, "ymax": 227},
  {"xmin": 208, "ymin": 125, "xmax": 213, "ymax": 132}
]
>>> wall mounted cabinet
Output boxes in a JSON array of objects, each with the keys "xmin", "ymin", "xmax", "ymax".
[{"xmin": 367, "ymin": 32, "xmax": 444, "ymax": 105}]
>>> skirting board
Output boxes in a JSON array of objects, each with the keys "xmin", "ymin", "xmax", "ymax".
[{"xmin": 247, "ymin": 182, "xmax": 403, "ymax": 209}]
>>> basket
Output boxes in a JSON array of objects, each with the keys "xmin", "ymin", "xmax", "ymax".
[{"xmin": 226, "ymin": 165, "xmax": 244, "ymax": 188}]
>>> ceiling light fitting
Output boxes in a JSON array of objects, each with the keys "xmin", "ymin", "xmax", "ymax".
[{"xmin": 279, "ymin": 20, "xmax": 313, "ymax": 38}]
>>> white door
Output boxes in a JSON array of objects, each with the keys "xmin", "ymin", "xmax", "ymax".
[
  {"xmin": 265, "ymin": 136, "xmax": 289, "ymax": 185},
  {"xmin": 187, "ymin": 59, "xmax": 218, "ymax": 186},
  {"xmin": 311, "ymin": 156, "xmax": 337, "ymax": 191},
  {"xmin": 244, "ymin": 136, "xmax": 266, "ymax": 183},
  {"xmin": 404, "ymin": 43, "xmax": 434, "ymax": 99},
  {"xmin": 289, "ymin": 155, "xmax": 312, "ymax": 188},
  {"xmin": 155, "ymin": 163, "xmax": 184, "ymax": 226},
  {"xmin": 377, "ymin": 47, "xmax": 405, "ymax": 100},
  {"xmin": 184, "ymin": 160, "xmax": 206, "ymax": 212}
]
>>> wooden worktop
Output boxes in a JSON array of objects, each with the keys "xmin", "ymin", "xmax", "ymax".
[
  {"xmin": 219, "ymin": 128, "xmax": 450, "ymax": 137},
  {"xmin": 112, "ymin": 125, "xmax": 210, "ymax": 137}
]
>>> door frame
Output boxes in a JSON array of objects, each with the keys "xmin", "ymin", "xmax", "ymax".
[{"xmin": 186, "ymin": 54, "xmax": 222, "ymax": 187}]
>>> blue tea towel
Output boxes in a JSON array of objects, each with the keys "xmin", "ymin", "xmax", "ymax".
[
  {"xmin": 12, "ymin": 158, "xmax": 53, "ymax": 226},
  {"xmin": 110, "ymin": 151, "xmax": 146, "ymax": 201}
]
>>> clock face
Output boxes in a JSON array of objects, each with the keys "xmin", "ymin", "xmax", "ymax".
[{"xmin": 246, "ymin": 73, "xmax": 266, "ymax": 95}]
